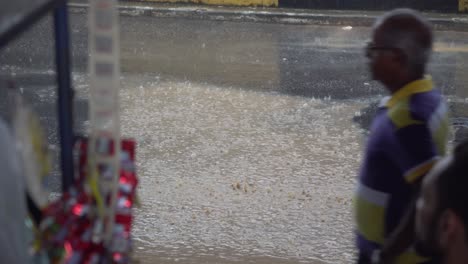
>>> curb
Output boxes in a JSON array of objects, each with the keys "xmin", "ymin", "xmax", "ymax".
[{"xmin": 68, "ymin": 2, "xmax": 468, "ymax": 31}]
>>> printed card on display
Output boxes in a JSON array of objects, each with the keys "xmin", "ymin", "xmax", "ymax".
[{"xmin": 88, "ymin": 0, "xmax": 121, "ymax": 246}]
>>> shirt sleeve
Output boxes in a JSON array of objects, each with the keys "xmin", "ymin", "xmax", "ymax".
[{"xmin": 392, "ymin": 124, "xmax": 439, "ymax": 184}]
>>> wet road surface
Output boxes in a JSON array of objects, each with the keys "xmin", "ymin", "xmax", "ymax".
[{"xmin": 1, "ymin": 11, "xmax": 468, "ymax": 264}]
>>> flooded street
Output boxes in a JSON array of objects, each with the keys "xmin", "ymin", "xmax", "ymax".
[
  {"xmin": 1, "ymin": 9, "xmax": 468, "ymax": 264},
  {"xmin": 117, "ymin": 77, "xmax": 365, "ymax": 263}
]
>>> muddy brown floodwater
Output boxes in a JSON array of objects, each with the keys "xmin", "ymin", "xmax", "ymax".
[{"xmin": 89, "ymin": 74, "xmax": 367, "ymax": 264}]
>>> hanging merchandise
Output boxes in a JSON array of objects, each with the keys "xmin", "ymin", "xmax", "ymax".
[
  {"xmin": 34, "ymin": 0, "xmax": 139, "ymax": 262},
  {"xmin": 87, "ymin": 0, "xmax": 123, "ymax": 247},
  {"xmin": 38, "ymin": 138, "xmax": 138, "ymax": 264},
  {"xmin": 2, "ymin": 0, "xmax": 137, "ymax": 263},
  {"xmin": 12, "ymin": 89, "xmax": 52, "ymax": 211},
  {"xmin": 6, "ymin": 82, "xmax": 52, "ymax": 263}
]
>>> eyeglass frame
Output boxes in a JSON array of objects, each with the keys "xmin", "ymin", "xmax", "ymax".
[{"xmin": 365, "ymin": 41, "xmax": 404, "ymax": 59}]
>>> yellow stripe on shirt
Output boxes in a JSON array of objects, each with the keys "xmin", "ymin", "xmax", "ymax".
[
  {"xmin": 395, "ymin": 251, "xmax": 430, "ymax": 264},
  {"xmin": 355, "ymin": 183, "xmax": 389, "ymax": 244},
  {"xmin": 386, "ymin": 77, "xmax": 434, "ymax": 109},
  {"xmin": 387, "ymin": 98, "xmax": 423, "ymax": 129},
  {"xmin": 404, "ymin": 157, "xmax": 439, "ymax": 183}
]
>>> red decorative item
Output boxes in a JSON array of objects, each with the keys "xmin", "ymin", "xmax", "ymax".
[{"xmin": 39, "ymin": 137, "xmax": 138, "ymax": 264}]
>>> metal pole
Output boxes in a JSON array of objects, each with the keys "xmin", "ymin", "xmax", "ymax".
[{"xmin": 54, "ymin": 2, "xmax": 74, "ymax": 192}]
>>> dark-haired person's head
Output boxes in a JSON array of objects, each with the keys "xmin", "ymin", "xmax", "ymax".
[
  {"xmin": 415, "ymin": 141, "xmax": 468, "ymax": 263},
  {"xmin": 366, "ymin": 9, "xmax": 433, "ymax": 93}
]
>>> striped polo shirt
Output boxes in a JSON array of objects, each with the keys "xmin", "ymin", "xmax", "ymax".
[{"xmin": 355, "ymin": 76, "xmax": 450, "ymax": 264}]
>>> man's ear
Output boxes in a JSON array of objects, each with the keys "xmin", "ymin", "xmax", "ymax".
[{"xmin": 438, "ymin": 210, "xmax": 458, "ymax": 249}]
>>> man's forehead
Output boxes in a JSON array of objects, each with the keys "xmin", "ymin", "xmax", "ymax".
[{"xmin": 371, "ymin": 20, "xmax": 391, "ymax": 43}]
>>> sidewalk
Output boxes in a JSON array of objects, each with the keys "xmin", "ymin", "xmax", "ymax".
[{"xmin": 69, "ymin": 0, "xmax": 468, "ymax": 31}]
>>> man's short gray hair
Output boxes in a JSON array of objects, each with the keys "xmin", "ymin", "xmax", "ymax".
[{"xmin": 376, "ymin": 9, "xmax": 433, "ymax": 75}]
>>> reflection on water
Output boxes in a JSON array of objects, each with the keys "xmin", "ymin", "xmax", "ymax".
[{"xmin": 105, "ymin": 75, "xmax": 368, "ymax": 263}]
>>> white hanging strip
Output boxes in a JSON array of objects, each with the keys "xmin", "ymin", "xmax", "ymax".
[{"xmin": 88, "ymin": 0, "xmax": 122, "ymax": 246}]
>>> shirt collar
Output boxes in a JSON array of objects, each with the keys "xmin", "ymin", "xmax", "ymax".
[{"xmin": 385, "ymin": 76, "xmax": 434, "ymax": 108}]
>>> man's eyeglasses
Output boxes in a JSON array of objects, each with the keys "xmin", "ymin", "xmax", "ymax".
[{"xmin": 365, "ymin": 42, "xmax": 402, "ymax": 59}]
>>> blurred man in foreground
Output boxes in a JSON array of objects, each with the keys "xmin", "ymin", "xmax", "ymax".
[
  {"xmin": 0, "ymin": 118, "xmax": 30, "ymax": 263},
  {"xmin": 415, "ymin": 141, "xmax": 468, "ymax": 264},
  {"xmin": 354, "ymin": 8, "xmax": 450, "ymax": 263}
]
